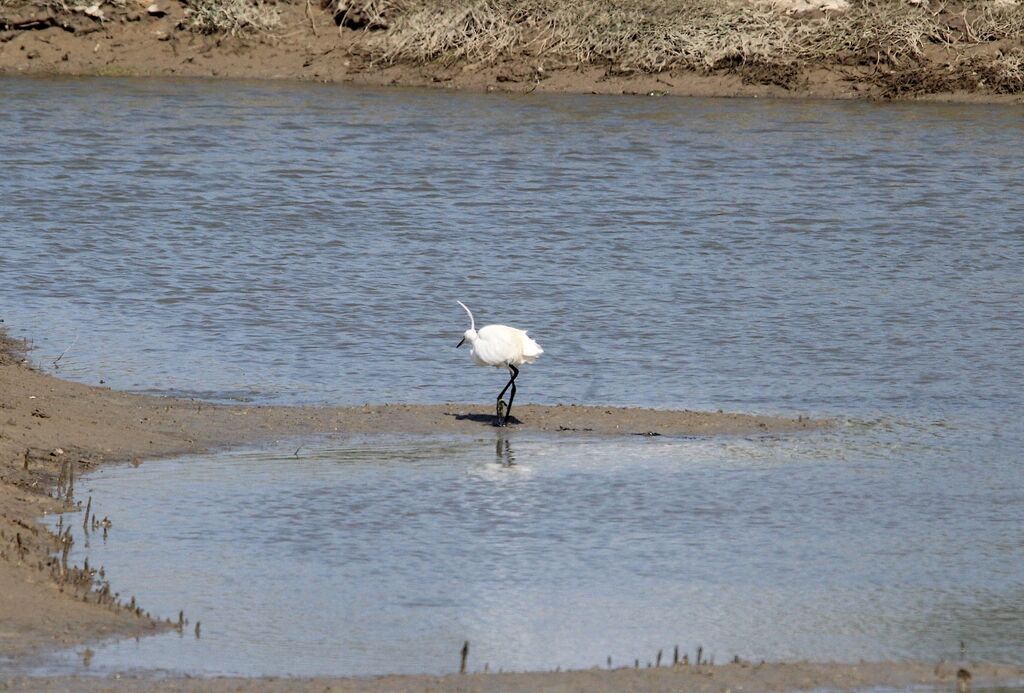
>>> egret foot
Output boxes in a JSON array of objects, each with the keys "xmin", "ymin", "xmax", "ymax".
[{"xmin": 495, "ymin": 399, "xmax": 508, "ymax": 427}]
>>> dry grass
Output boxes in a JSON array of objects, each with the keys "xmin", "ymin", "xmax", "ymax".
[
  {"xmin": 181, "ymin": 0, "xmax": 281, "ymax": 34},
  {"xmin": 0, "ymin": 0, "xmax": 127, "ymax": 14},
  {"xmin": 961, "ymin": 1, "xmax": 1024, "ymax": 41},
  {"xmin": 979, "ymin": 47, "xmax": 1024, "ymax": 91},
  {"xmin": 327, "ymin": 0, "xmax": 1024, "ymax": 92},
  {"xmin": 1, "ymin": 0, "xmax": 279, "ymax": 34},
  {"xmin": 797, "ymin": 1, "xmax": 944, "ymax": 65},
  {"xmin": 877, "ymin": 46, "xmax": 1024, "ymax": 95},
  {"xmin": 332, "ymin": 0, "xmax": 808, "ymax": 70}
]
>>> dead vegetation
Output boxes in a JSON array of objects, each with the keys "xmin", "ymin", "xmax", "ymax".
[
  {"xmin": 180, "ymin": 0, "xmax": 281, "ymax": 34},
  {"xmin": 0, "ymin": 0, "xmax": 280, "ymax": 35},
  {"xmin": 326, "ymin": 0, "xmax": 1024, "ymax": 94},
  {"xmin": 876, "ymin": 47, "xmax": 1024, "ymax": 94},
  {"xmin": 2, "ymin": 0, "xmax": 1022, "ymax": 95}
]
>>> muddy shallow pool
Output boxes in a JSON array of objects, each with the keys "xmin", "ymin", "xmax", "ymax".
[{"xmin": 29, "ymin": 425, "xmax": 1024, "ymax": 677}]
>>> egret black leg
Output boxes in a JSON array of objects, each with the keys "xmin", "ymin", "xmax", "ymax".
[
  {"xmin": 495, "ymin": 373, "xmax": 512, "ymax": 426},
  {"xmin": 505, "ymin": 365, "xmax": 519, "ymax": 424},
  {"xmin": 495, "ymin": 365, "xmax": 519, "ymax": 426},
  {"xmin": 497, "ymin": 371, "xmax": 515, "ymax": 402}
]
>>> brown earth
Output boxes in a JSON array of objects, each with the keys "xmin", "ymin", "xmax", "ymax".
[
  {"xmin": 6, "ymin": 661, "xmax": 1024, "ymax": 692},
  {"xmin": 1, "ymin": 0, "xmax": 1023, "ymax": 102}
]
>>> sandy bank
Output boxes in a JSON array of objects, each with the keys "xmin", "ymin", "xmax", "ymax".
[
  {"xmin": 1, "ymin": 0, "xmax": 1022, "ymax": 102},
  {"xmin": 0, "ymin": 331, "xmax": 820, "ymax": 661},
  {"xmin": 6, "ymin": 661, "xmax": 1024, "ymax": 692}
]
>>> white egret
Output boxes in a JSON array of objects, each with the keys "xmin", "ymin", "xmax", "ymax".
[{"xmin": 455, "ymin": 301, "xmax": 543, "ymax": 426}]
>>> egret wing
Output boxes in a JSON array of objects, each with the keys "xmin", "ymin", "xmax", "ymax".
[{"xmin": 476, "ymin": 325, "xmax": 527, "ymax": 366}]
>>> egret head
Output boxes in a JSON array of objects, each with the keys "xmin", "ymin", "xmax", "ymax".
[{"xmin": 455, "ymin": 300, "xmax": 477, "ymax": 348}]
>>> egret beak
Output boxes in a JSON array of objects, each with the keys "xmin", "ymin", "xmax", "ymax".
[{"xmin": 456, "ymin": 337, "xmax": 465, "ymax": 348}]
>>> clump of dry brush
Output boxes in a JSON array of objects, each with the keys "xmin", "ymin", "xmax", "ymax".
[
  {"xmin": 877, "ymin": 47, "xmax": 1024, "ymax": 95},
  {"xmin": 0, "ymin": 0, "xmax": 280, "ymax": 35},
  {"xmin": 327, "ymin": 0, "xmax": 1024, "ymax": 93},
  {"xmin": 181, "ymin": 0, "xmax": 281, "ymax": 34}
]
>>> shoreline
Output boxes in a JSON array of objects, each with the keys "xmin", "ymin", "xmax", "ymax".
[
  {"xmin": 0, "ymin": 331, "xmax": 820, "ymax": 661},
  {"xmin": 2, "ymin": 335, "xmax": 1023, "ymax": 690},
  {"xmin": 1, "ymin": 0, "xmax": 1023, "ymax": 103},
  {"xmin": 6, "ymin": 662, "xmax": 1024, "ymax": 692}
]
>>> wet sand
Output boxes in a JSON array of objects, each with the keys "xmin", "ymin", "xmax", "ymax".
[
  {"xmin": 7, "ymin": 661, "xmax": 1024, "ymax": 692},
  {"xmin": 1, "ymin": 0, "xmax": 1022, "ymax": 103},
  {"xmin": 3, "ymin": 332, "xmax": 1022, "ymax": 691}
]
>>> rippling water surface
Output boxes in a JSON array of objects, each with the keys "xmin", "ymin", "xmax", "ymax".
[
  {"xmin": 1, "ymin": 76, "xmax": 1022, "ymax": 676},
  {"xmin": 34, "ymin": 430, "xmax": 1024, "ymax": 676},
  {"xmin": 2, "ymin": 77, "xmax": 1022, "ymax": 417}
]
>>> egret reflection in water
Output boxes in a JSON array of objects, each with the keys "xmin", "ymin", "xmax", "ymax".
[{"xmin": 496, "ymin": 435, "xmax": 516, "ymax": 466}]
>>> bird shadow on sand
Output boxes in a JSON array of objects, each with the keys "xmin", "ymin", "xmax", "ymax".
[{"xmin": 447, "ymin": 412, "xmax": 523, "ymax": 426}]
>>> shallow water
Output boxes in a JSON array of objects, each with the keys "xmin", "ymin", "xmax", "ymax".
[
  {"xmin": 33, "ymin": 429, "xmax": 1024, "ymax": 676},
  {"xmin": 1, "ymin": 76, "xmax": 1023, "ymax": 676}
]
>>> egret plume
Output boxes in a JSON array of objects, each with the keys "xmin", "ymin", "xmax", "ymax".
[{"xmin": 457, "ymin": 301, "xmax": 475, "ymax": 331}]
